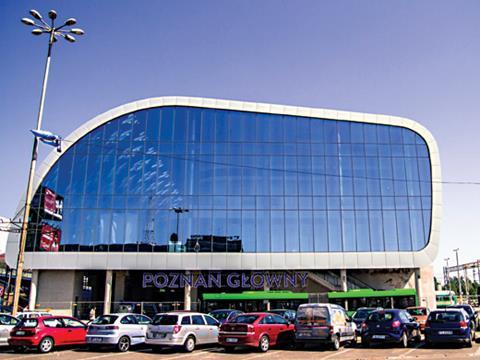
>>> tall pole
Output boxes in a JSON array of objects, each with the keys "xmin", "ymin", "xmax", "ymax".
[
  {"xmin": 444, "ymin": 258, "xmax": 452, "ymax": 303},
  {"xmin": 454, "ymin": 248, "xmax": 462, "ymax": 303},
  {"xmin": 12, "ymin": 31, "xmax": 54, "ymax": 316}
]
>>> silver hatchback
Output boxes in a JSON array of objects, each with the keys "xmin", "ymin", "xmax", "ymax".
[
  {"xmin": 86, "ymin": 313, "xmax": 152, "ymax": 352},
  {"xmin": 146, "ymin": 312, "xmax": 220, "ymax": 352},
  {"xmin": 0, "ymin": 314, "xmax": 19, "ymax": 347}
]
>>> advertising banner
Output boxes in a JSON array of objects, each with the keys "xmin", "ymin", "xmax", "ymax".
[{"xmin": 39, "ymin": 224, "xmax": 61, "ymax": 252}]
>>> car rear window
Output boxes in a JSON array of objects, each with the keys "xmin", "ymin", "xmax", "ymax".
[
  {"xmin": 152, "ymin": 315, "xmax": 178, "ymax": 325},
  {"xmin": 429, "ymin": 312, "xmax": 464, "ymax": 322},
  {"xmin": 16, "ymin": 319, "xmax": 38, "ymax": 328},
  {"xmin": 229, "ymin": 315, "xmax": 259, "ymax": 324},
  {"xmin": 297, "ymin": 306, "xmax": 329, "ymax": 325},
  {"xmin": 353, "ymin": 309, "xmax": 372, "ymax": 320},
  {"xmin": 210, "ymin": 311, "xmax": 231, "ymax": 321},
  {"xmin": 367, "ymin": 312, "xmax": 394, "ymax": 322},
  {"xmin": 92, "ymin": 315, "xmax": 118, "ymax": 325}
]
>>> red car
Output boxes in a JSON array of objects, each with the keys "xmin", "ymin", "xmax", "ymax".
[
  {"xmin": 219, "ymin": 312, "xmax": 295, "ymax": 352},
  {"xmin": 9, "ymin": 315, "xmax": 87, "ymax": 353}
]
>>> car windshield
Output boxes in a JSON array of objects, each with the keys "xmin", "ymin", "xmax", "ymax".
[
  {"xmin": 297, "ymin": 306, "xmax": 329, "ymax": 325},
  {"xmin": 449, "ymin": 306, "xmax": 473, "ymax": 316},
  {"xmin": 367, "ymin": 312, "xmax": 394, "ymax": 322},
  {"xmin": 407, "ymin": 308, "xmax": 427, "ymax": 316},
  {"xmin": 16, "ymin": 319, "xmax": 38, "ymax": 328},
  {"xmin": 152, "ymin": 315, "xmax": 178, "ymax": 325},
  {"xmin": 92, "ymin": 315, "xmax": 118, "ymax": 325},
  {"xmin": 229, "ymin": 315, "xmax": 259, "ymax": 324},
  {"xmin": 210, "ymin": 311, "xmax": 232, "ymax": 321},
  {"xmin": 353, "ymin": 309, "xmax": 372, "ymax": 320},
  {"xmin": 429, "ymin": 311, "xmax": 463, "ymax": 323}
]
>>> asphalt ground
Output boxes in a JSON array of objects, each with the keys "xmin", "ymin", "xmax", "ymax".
[{"xmin": 0, "ymin": 341, "xmax": 480, "ymax": 360}]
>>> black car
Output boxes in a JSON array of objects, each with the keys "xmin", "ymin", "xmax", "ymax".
[
  {"xmin": 269, "ymin": 309, "xmax": 296, "ymax": 322},
  {"xmin": 447, "ymin": 305, "xmax": 478, "ymax": 330},
  {"xmin": 361, "ymin": 309, "xmax": 421, "ymax": 348},
  {"xmin": 352, "ymin": 308, "xmax": 378, "ymax": 335}
]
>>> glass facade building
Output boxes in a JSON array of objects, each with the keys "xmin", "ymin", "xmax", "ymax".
[{"xmin": 24, "ymin": 105, "xmax": 433, "ymax": 255}]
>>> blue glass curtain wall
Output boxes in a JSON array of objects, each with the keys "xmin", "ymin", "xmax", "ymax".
[{"xmin": 27, "ymin": 106, "xmax": 433, "ymax": 253}]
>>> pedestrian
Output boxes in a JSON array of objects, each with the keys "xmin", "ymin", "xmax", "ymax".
[{"xmin": 89, "ymin": 306, "xmax": 96, "ymax": 321}]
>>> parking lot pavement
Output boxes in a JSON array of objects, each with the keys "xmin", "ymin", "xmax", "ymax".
[{"xmin": 0, "ymin": 343, "xmax": 480, "ymax": 360}]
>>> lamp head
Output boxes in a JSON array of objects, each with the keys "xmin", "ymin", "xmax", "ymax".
[
  {"xmin": 32, "ymin": 29, "xmax": 43, "ymax": 36},
  {"xmin": 64, "ymin": 18, "xmax": 76, "ymax": 26},
  {"xmin": 21, "ymin": 18, "xmax": 35, "ymax": 26},
  {"xmin": 29, "ymin": 9, "xmax": 42, "ymax": 20},
  {"xmin": 64, "ymin": 34, "xmax": 76, "ymax": 43},
  {"xmin": 70, "ymin": 28, "xmax": 84, "ymax": 35},
  {"xmin": 48, "ymin": 10, "xmax": 57, "ymax": 20}
]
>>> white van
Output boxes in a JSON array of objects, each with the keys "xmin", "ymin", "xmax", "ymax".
[{"xmin": 295, "ymin": 303, "xmax": 356, "ymax": 351}]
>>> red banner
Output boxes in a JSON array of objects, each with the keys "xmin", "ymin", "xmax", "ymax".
[{"xmin": 39, "ymin": 224, "xmax": 61, "ymax": 252}]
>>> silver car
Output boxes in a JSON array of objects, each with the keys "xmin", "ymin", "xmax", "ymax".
[
  {"xmin": 0, "ymin": 314, "xmax": 19, "ymax": 347},
  {"xmin": 86, "ymin": 313, "xmax": 152, "ymax": 352},
  {"xmin": 146, "ymin": 312, "xmax": 220, "ymax": 352}
]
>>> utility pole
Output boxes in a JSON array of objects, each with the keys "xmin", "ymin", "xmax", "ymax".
[
  {"xmin": 453, "ymin": 248, "xmax": 462, "ymax": 302},
  {"xmin": 444, "ymin": 258, "xmax": 452, "ymax": 303}
]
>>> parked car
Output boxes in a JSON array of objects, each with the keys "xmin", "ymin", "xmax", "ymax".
[
  {"xmin": 16, "ymin": 311, "xmax": 51, "ymax": 321},
  {"xmin": 351, "ymin": 308, "xmax": 378, "ymax": 335},
  {"xmin": 146, "ymin": 312, "xmax": 220, "ymax": 352},
  {"xmin": 86, "ymin": 313, "xmax": 151, "ymax": 352},
  {"xmin": 269, "ymin": 309, "xmax": 297, "ymax": 322},
  {"xmin": 361, "ymin": 309, "xmax": 420, "ymax": 348},
  {"xmin": 219, "ymin": 312, "xmax": 295, "ymax": 352},
  {"xmin": 424, "ymin": 309, "xmax": 474, "ymax": 347},
  {"xmin": 295, "ymin": 303, "xmax": 356, "ymax": 351},
  {"xmin": 447, "ymin": 304, "xmax": 478, "ymax": 330},
  {"xmin": 9, "ymin": 315, "xmax": 87, "ymax": 353},
  {"xmin": 209, "ymin": 309, "xmax": 243, "ymax": 324},
  {"xmin": 406, "ymin": 306, "xmax": 430, "ymax": 333},
  {"xmin": 0, "ymin": 314, "xmax": 19, "ymax": 347}
]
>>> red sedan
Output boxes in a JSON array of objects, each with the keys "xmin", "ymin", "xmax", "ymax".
[
  {"xmin": 9, "ymin": 315, "xmax": 87, "ymax": 353},
  {"xmin": 219, "ymin": 312, "xmax": 295, "ymax": 352}
]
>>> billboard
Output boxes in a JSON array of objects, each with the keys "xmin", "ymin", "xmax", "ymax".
[
  {"xmin": 42, "ymin": 188, "xmax": 63, "ymax": 221},
  {"xmin": 39, "ymin": 224, "xmax": 61, "ymax": 252}
]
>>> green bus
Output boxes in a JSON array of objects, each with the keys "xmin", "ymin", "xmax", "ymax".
[
  {"xmin": 328, "ymin": 288, "xmax": 417, "ymax": 314},
  {"xmin": 435, "ymin": 290, "xmax": 457, "ymax": 308}
]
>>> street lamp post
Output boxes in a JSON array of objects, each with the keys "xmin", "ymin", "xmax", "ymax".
[
  {"xmin": 444, "ymin": 257, "xmax": 452, "ymax": 303},
  {"xmin": 12, "ymin": 9, "xmax": 84, "ymax": 316},
  {"xmin": 453, "ymin": 248, "xmax": 462, "ymax": 303}
]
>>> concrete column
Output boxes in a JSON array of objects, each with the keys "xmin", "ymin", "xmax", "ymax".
[
  {"xmin": 104, "ymin": 270, "xmax": 113, "ymax": 315},
  {"xmin": 113, "ymin": 271, "xmax": 126, "ymax": 302},
  {"xmin": 28, "ymin": 270, "xmax": 39, "ymax": 310},
  {"xmin": 340, "ymin": 269, "xmax": 348, "ymax": 310},
  {"xmin": 414, "ymin": 268, "xmax": 422, "ymax": 306},
  {"xmin": 184, "ymin": 271, "xmax": 191, "ymax": 311}
]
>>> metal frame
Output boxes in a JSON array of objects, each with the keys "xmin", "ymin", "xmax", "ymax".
[{"xmin": 6, "ymin": 96, "xmax": 442, "ymax": 270}]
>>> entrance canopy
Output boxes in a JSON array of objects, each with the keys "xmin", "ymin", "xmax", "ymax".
[{"xmin": 202, "ymin": 290, "xmax": 308, "ymax": 301}]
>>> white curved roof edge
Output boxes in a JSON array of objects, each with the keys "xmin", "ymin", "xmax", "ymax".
[{"xmin": 6, "ymin": 96, "xmax": 441, "ymax": 270}]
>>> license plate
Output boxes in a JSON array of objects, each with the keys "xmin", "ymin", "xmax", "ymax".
[
  {"xmin": 153, "ymin": 332, "xmax": 166, "ymax": 338},
  {"xmin": 438, "ymin": 331, "xmax": 453, "ymax": 335},
  {"xmin": 90, "ymin": 337, "xmax": 103, "ymax": 343},
  {"xmin": 226, "ymin": 338, "xmax": 238, "ymax": 343},
  {"xmin": 372, "ymin": 335, "xmax": 386, "ymax": 339},
  {"xmin": 298, "ymin": 332, "xmax": 310, "ymax": 337},
  {"xmin": 15, "ymin": 331, "xmax": 25, "ymax": 336}
]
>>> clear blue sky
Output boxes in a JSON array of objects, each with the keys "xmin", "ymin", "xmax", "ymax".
[{"xmin": 1, "ymin": 1, "xmax": 479, "ymax": 279}]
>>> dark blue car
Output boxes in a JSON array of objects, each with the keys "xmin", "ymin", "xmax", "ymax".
[
  {"xmin": 447, "ymin": 305, "xmax": 478, "ymax": 330},
  {"xmin": 361, "ymin": 309, "xmax": 421, "ymax": 348},
  {"xmin": 425, "ymin": 309, "xmax": 475, "ymax": 347}
]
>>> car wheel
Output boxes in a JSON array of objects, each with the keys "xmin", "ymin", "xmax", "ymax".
[
  {"xmin": 331, "ymin": 334, "xmax": 340, "ymax": 351},
  {"xmin": 117, "ymin": 336, "xmax": 131, "ymax": 352},
  {"xmin": 38, "ymin": 336, "xmax": 54, "ymax": 353},
  {"xmin": 259, "ymin": 335, "xmax": 270, "ymax": 352},
  {"xmin": 184, "ymin": 336, "xmax": 195, "ymax": 352},
  {"xmin": 400, "ymin": 332, "xmax": 408, "ymax": 348},
  {"xmin": 466, "ymin": 335, "xmax": 473, "ymax": 348}
]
